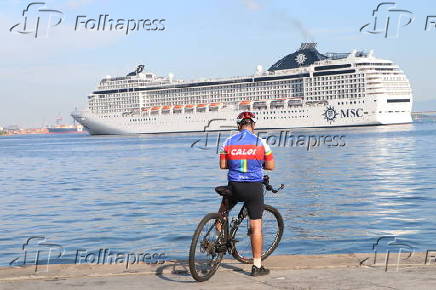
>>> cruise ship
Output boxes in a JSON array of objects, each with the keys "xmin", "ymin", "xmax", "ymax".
[{"xmin": 71, "ymin": 43, "xmax": 413, "ymax": 135}]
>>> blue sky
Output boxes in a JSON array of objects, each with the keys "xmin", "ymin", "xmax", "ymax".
[{"xmin": 1, "ymin": 0, "xmax": 436, "ymax": 127}]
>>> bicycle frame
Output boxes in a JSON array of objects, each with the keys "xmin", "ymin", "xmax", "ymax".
[{"xmin": 217, "ymin": 197, "xmax": 250, "ymax": 255}]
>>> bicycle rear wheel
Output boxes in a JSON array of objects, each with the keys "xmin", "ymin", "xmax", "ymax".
[
  {"xmin": 231, "ymin": 204, "xmax": 284, "ymax": 264},
  {"xmin": 189, "ymin": 213, "xmax": 226, "ymax": 282}
]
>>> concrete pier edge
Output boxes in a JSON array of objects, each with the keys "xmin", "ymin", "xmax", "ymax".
[{"xmin": 1, "ymin": 252, "xmax": 435, "ymax": 282}]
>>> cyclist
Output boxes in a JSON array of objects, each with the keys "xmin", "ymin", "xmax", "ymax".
[{"xmin": 218, "ymin": 111, "xmax": 275, "ymax": 276}]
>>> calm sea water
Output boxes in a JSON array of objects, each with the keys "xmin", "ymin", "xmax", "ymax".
[{"xmin": 1, "ymin": 119, "xmax": 436, "ymax": 266}]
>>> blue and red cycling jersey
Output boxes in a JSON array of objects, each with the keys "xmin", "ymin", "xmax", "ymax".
[{"xmin": 219, "ymin": 129, "xmax": 273, "ymax": 182}]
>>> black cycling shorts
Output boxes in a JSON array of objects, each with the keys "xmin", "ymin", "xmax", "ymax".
[{"xmin": 225, "ymin": 181, "xmax": 264, "ymax": 220}]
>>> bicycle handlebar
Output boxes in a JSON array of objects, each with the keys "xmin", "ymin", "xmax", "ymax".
[{"xmin": 262, "ymin": 175, "xmax": 285, "ymax": 193}]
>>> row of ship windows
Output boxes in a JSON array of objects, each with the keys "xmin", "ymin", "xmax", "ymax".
[
  {"xmin": 151, "ymin": 89, "xmax": 305, "ymax": 97},
  {"xmin": 97, "ymin": 72, "xmax": 407, "ymax": 98},
  {"xmin": 356, "ymin": 63, "xmax": 392, "ymax": 66},
  {"xmin": 145, "ymin": 79, "xmax": 362, "ymax": 96},
  {"xmin": 309, "ymin": 78, "xmax": 364, "ymax": 86},
  {"xmin": 90, "ymin": 97, "xmax": 369, "ymax": 113},
  {"xmin": 96, "ymin": 87, "xmax": 364, "ymax": 105},
  {"xmin": 338, "ymin": 100, "xmax": 365, "ymax": 105},
  {"xmin": 127, "ymin": 110, "xmax": 307, "ymax": 121},
  {"xmin": 307, "ymin": 94, "xmax": 365, "ymax": 100},
  {"xmin": 257, "ymin": 110, "xmax": 305, "ymax": 114},
  {"xmin": 127, "ymin": 115, "xmax": 310, "ymax": 123},
  {"xmin": 101, "ymin": 75, "xmax": 365, "ymax": 98},
  {"xmin": 308, "ymin": 89, "xmax": 364, "ymax": 96},
  {"xmin": 95, "ymin": 75, "xmax": 367, "ymax": 100},
  {"xmin": 147, "ymin": 94, "xmax": 301, "ymax": 103},
  {"xmin": 310, "ymin": 73, "xmax": 365, "ymax": 80},
  {"xmin": 261, "ymin": 115, "xmax": 308, "ymax": 119},
  {"xmin": 102, "ymin": 110, "xmax": 409, "ymax": 122},
  {"xmin": 307, "ymin": 83, "xmax": 364, "ymax": 90},
  {"xmin": 98, "ymin": 79, "xmax": 303, "ymax": 91}
]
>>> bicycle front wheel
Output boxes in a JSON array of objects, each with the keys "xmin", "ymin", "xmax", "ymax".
[
  {"xmin": 231, "ymin": 204, "xmax": 284, "ymax": 264},
  {"xmin": 189, "ymin": 213, "xmax": 226, "ymax": 282}
]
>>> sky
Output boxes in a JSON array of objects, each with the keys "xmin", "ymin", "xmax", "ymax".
[{"xmin": 1, "ymin": 0, "xmax": 436, "ymax": 128}]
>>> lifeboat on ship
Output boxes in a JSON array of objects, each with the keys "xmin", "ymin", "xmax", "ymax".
[
  {"xmin": 173, "ymin": 105, "xmax": 183, "ymax": 113},
  {"xmin": 162, "ymin": 105, "xmax": 172, "ymax": 114},
  {"xmin": 150, "ymin": 106, "xmax": 161, "ymax": 114},
  {"xmin": 185, "ymin": 104, "xmax": 195, "ymax": 113},
  {"xmin": 239, "ymin": 100, "xmax": 251, "ymax": 110},
  {"xmin": 209, "ymin": 102, "xmax": 222, "ymax": 111},
  {"xmin": 253, "ymin": 100, "xmax": 267, "ymax": 110},
  {"xmin": 270, "ymin": 99, "xmax": 285, "ymax": 109},
  {"xmin": 197, "ymin": 103, "xmax": 207, "ymax": 112},
  {"xmin": 287, "ymin": 98, "xmax": 303, "ymax": 107}
]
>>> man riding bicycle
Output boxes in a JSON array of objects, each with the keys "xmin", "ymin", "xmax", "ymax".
[{"xmin": 218, "ymin": 111, "xmax": 275, "ymax": 276}]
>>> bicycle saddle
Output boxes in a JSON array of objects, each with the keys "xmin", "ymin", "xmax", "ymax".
[{"xmin": 215, "ymin": 186, "xmax": 232, "ymax": 197}]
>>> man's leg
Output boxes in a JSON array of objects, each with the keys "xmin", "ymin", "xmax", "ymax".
[
  {"xmin": 249, "ymin": 219, "xmax": 262, "ymax": 264},
  {"xmin": 216, "ymin": 198, "xmax": 236, "ymax": 231},
  {"xmin": 249, "ymin": 218, "xmax": 270, "ymax": 276},
  {"xmin": 215, "ymin": 199, "xmax": 226, "ymax": 232}
]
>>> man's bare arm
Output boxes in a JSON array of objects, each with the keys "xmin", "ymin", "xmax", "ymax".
[
  {"xmin": 220, "ymin": 158, "xmax": 228, "ymax": 169},
  {"xmin": 264, "ymin": 159, "xmax": 275, "ymax": 170}
]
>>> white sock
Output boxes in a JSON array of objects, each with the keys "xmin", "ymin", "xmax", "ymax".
[{"xmin": 253, "ymin": 258, "xmax": 261, "ymax": 268}]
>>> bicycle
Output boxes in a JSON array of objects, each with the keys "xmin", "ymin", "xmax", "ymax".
[{"xmin": 188, "ymin": 175, "xmax": 284, "ymax": 282}]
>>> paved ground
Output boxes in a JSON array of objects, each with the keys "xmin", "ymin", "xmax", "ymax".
[{"xmin": 1, "ymin": 253, "xmax": 436, "ymax": 290}]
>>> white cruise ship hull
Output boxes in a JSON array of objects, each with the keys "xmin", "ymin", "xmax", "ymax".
[{"xmin": 72, "ymin": 100, "xmax": 412, "ymax": 135}]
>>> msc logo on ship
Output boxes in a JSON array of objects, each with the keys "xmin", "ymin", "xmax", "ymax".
[
  {"xmin": 323, "ymin": 106, "xmax": 364, "ymax": 123},
  {"xmin": 322, "ymin": 106, "xmax": 339, "ymax": 123}
]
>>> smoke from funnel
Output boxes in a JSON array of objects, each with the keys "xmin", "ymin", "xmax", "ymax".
[
  {"xmin": 290, "ymin": 18, "xmax": 314, "ymax": 42},
  {"xmin": 269, "ymin": 10, "xmax": 315, "ymax": 42}
]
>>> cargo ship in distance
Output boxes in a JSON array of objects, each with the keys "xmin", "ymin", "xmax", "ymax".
[
  {"xmin": 47, "ymin": 117, "xmax": 83, "ymax": 134},
  {"xmin": 47, "ymin": 125, "xmax": 83, "ymax": 134},
  {"xmin": 71, "ymin": 43, "xmax": 413, "ymax": 135}
]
